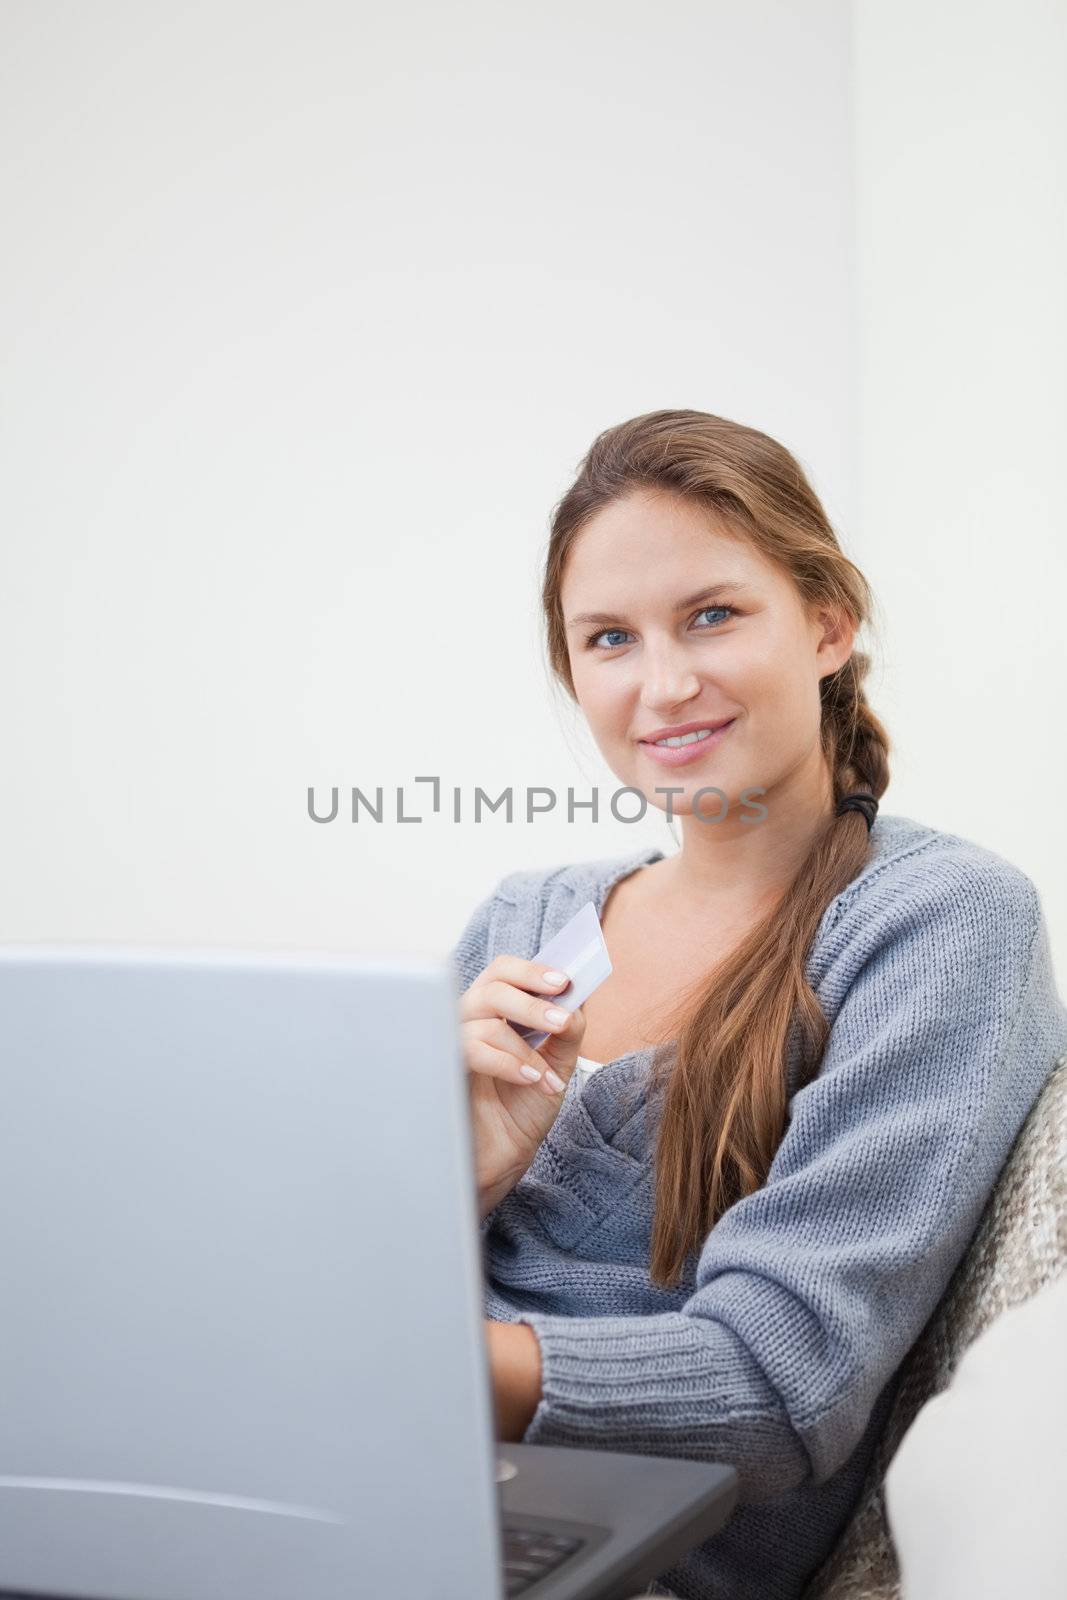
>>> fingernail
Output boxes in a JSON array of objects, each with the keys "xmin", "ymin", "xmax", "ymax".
[
  {"xmin": 544, "ymin": 1006, "xmax": 569, "ymax": 1026},
  {"xmin": 544, "ymin": 1069, "xmax": 565, "ymax": 1093},
  {"xmin": 520, "ymin": 1064, "xmax": 542, "ymax": 1082},
  {"xmin": 542, "ymin": 970, "xmax": 567, "ymax": 986}
]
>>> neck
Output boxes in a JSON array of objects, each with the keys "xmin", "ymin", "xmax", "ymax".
[{"xmin": 664, "ymin": 748, "xmax": 837, "ymax": 912}]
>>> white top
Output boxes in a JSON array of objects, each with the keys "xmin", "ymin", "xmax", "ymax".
[{"xmin": 573, "ymin": 1055, "xmax": 605, "ymax": 1090}]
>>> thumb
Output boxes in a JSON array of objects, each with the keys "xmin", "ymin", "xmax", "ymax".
[{"xmin": 536, "ymin": 1005, "xmax": 586, "ymax": 1079}]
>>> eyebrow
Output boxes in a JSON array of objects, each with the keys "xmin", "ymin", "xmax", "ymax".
[{"xmin": 565, "ymin": 582, "xmax": 751, "ymax": 630}]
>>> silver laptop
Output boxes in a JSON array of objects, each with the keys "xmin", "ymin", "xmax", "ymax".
[{"xmin": 0, "ymin": 947, "xmax": 736, "ymax": 1600}]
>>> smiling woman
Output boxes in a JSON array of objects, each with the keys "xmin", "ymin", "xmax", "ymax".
[
  {"xmin": 542, "ymin": 413, "xmax": 882, "ymax": 1280},
  {"xmin": 451, "ymin": 408, "xmax": 1067, "ymax": 1600}
]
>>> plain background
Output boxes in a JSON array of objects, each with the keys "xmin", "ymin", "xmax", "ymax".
[{"xmin": 1, "ymin": 0, "xmax": 1064, "ymax": 981}]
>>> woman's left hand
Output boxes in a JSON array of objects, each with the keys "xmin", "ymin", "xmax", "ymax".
[{"xmin": 485, "ymin": 1320, "xmax": 543, "ymax": 1441}]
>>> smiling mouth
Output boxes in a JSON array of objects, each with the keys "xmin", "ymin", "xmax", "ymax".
[
  {"xmin": 649, "ymin": 728, "xmax": 715, "ymax": 748},
  {"xmin": 640, "ymin": 720, "xmax": 735, "ymax": 748}
]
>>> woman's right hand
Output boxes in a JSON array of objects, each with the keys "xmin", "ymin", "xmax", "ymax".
[{"xmin": 458, "ymin": 955, "xmax": 587, "ymax": 1219}]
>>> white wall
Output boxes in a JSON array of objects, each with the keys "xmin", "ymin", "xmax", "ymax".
[
  {"xmin": 853, "ymin": 0, "xmax": 1067, "ymax": 980},
  {"xmin": 0, "ymin": 0, "xmax": 856, "ymax": 960}
]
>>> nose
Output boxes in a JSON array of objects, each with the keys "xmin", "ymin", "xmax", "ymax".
[{"xmin": 638, "ymin": 639, "xmax": 703, "ymax": 716}]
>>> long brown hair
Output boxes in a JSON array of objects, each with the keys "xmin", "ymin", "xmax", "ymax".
[{"xmin": 541, "ymin": 409, "xmax": 891, "ymax": 1287}]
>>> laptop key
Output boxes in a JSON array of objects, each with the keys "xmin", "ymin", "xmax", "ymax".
[{"xmin": 502, "ymin": 1523, "xmax": 587, "ymax": 1594}]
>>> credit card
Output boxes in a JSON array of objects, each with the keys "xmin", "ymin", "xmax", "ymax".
[{"xmin": 508, "ymin": 900, "xmax": 612, "ymax": 1051}]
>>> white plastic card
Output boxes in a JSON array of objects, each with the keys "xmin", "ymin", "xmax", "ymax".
[{"xmin": 507, "ymin": 900, "xmax": 612, "ymax": 1052}]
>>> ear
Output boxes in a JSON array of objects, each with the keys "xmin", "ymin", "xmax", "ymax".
[{"xmin": 814, "ymin": 603, "xmax": 856, "ymax": 680}]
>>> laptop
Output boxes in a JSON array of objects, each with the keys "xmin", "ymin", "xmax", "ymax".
[{"xmin": 0, "ymin": 946, "xmax": 737, "ymax": 1600}]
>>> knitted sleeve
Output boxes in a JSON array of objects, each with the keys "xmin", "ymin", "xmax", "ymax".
[
  {"xmin": 447, "ymin": 863, "xmax": 556, "ymax": 1000},
  {"xmin": 448, "ymin": 879, "xmax": 504, "ymax": 1002},
  {"xmin": 513, "ymin": 854, "xmax": 1065, "ymax": 1502}
]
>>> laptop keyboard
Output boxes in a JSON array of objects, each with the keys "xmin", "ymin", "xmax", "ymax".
[{"xmin": 501, "ymin": 1522, "xmax": 586, "ymax": 1595}]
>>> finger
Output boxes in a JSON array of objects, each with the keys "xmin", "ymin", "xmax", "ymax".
[
  {"xmin": 540, "ymin": 1002, "xmax": 585, "ymax": 1039},
  {"xmin": 459, "ymin": 975, "xmax": 574, "ymax": 1039},
  {"xmin": 484, "ymin": 1013, "xmax": 572, "ymax": 1096},
  {"xmin": 465, "ymin": 1019, "xmax": 568, "ymax": 1096},
  {"xmin": 465, "ymin": 1017, "xmax": 549, "ymax": 1078},
  {"xmin": 532, "ymin": 1007, "xmax": 585, "ymax": 1088},
  {"xmin": 466, "ymin": 955, "xmax": 572, "ymax": 1004},
  {"xmin": 533, "ymin": 1004, "xmax": 586, "ymax": 1068}
]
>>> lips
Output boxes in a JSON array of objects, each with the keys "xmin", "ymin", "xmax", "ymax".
[
  {"xmin": 638, "ymin": 717, "xmax": 735, "ymax": 745},
  {"xmin": 636, "ymin": 718, "xmax": 738, "ymax": 767}
]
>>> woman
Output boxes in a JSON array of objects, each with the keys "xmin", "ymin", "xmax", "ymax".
[{"xmin": 449, "ymin": 409, "xmax": 1067, "ymax": 1600}]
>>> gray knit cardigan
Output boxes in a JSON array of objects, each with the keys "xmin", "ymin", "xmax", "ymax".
[{"xmin": 448, "ymin": 813, "xmax": 1067, "ymax": 1600}]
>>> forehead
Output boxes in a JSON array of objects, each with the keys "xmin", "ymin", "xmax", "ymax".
[{"xmin": 560, "ymin": 490, "xmax": 779, "ymax": 606}]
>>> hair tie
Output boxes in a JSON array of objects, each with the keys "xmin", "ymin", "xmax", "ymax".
[{"xmin": 835, "ymin": 791, "xmax": 878, "ymax": 831}]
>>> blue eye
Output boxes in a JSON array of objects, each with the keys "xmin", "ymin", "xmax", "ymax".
[{"xmin": 584, "ymin": 605, "xmax": 736, "ymax": 651}]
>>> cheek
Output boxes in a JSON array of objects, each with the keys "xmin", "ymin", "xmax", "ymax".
[
  {"xmin": 752, "ymin": 656, "xmax": 823, "ymax": 737},
  {"xmin": 738, "ymin": 635, "xmax": 806, "ymax": 696},
  {"xmin": 572, "ymin": 662, "xmax": 624, "ymax": 718}
]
